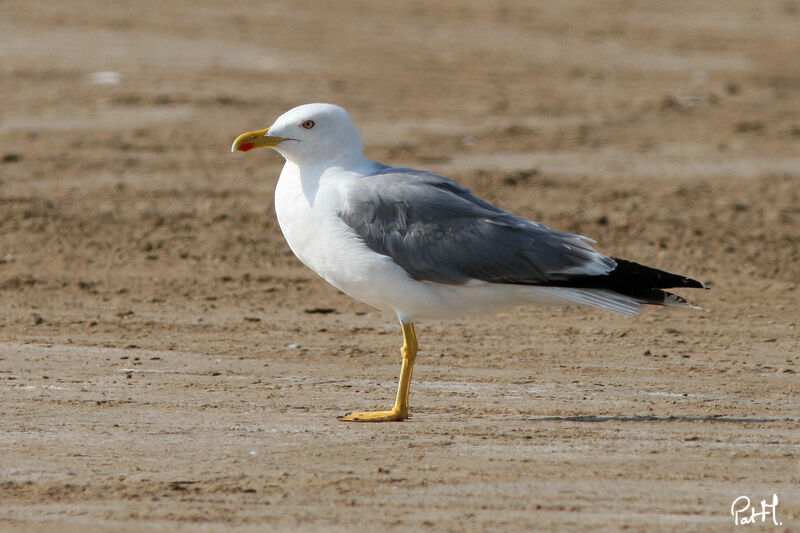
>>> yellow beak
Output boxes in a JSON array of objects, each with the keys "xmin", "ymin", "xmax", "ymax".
[{"xmin": 230, "ymin": 128, "xmax": 287, "ymax": 152}]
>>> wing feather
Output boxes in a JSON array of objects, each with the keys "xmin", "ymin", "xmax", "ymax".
[{"xmin": 338, "ymin": 168, "xmax": 616, "ymax": 286}]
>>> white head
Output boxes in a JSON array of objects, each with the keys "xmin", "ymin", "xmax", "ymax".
[{"xmin": 231, "ymin": 103, "xmax": 364, "ymax": 166}]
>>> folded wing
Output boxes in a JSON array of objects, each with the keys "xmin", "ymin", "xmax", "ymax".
[{"xmin": 338, "ymin": 168, "xmax": 705, "ymax": 309}]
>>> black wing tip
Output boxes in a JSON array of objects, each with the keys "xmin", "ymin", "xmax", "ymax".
[
  {"xmin": 610, "ymin": 258, "xmax": 706, "ymax": 291},
  {"xmin": 682, "ymin": 277, "xmax": 708, "ymax": 290}
]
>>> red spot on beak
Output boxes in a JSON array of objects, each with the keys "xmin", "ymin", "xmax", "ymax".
[{"xmin": 238, "ymin": 142, "xmax": 255, "ymax": 152}]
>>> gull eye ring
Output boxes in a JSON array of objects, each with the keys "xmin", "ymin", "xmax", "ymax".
[{"xmin": 302, "ymin": 120, "xmax": 315, "ymax": 129}]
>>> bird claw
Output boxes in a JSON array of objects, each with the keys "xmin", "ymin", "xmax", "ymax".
[{"xmin": 338, "ymin": 409, "xmax": 408, "ymax": 422}]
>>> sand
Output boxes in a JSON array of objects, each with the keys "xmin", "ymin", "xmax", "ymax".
[{"xmin": 1, "ymin": 1, "xmax": 798, "ymax": 531}]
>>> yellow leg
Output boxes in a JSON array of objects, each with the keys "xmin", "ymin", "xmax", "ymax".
[{"xmin": 339, "ymin": 322, "xmax": 418, "ymax": 422}]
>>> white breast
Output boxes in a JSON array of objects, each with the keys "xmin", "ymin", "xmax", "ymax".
[{"xmin": 274, "ymin": 161, "xmax": 420, "ymax": 315}]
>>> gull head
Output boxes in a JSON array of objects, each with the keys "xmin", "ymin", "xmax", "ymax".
[{"xmin": 231, "ymin": 103, "xmax": 364, "ymax": 166}]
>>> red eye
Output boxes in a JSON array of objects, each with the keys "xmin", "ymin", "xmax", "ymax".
[{"xmin": 301, "ymin": 120, "xmax": 315, "ymax": 129}]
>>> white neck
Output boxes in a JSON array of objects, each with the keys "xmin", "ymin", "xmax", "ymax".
[{"xmin": 283, "ymin": 153, "xmax": 384, "ymax": 205}]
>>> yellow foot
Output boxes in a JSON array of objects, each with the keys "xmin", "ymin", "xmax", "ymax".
[{"xmin": 338, "ymin": 409, "xmax": 408, "ymax": 422}]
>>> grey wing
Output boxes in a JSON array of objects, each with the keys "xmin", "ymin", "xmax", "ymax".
[{"xmin": 337, "ymin": 168, "xmax": 616, "ymax": 286}]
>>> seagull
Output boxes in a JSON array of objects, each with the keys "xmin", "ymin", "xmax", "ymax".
[{"xmin": 231, "ymin": 103, "xmax": 707, "ymax": 422}]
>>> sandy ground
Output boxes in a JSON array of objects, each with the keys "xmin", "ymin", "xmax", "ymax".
[{"xmin": 1, "ymin": 1, "xmax": 799, "ymax": 531}]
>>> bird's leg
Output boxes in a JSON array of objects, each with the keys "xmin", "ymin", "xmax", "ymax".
[
  {"xmin": 338, "ymin": 322, "xmax": 418, "ymax": 422},
  {"xmin": 403, "ymin": 323, "xmax": 417, "ymax": 409}
]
